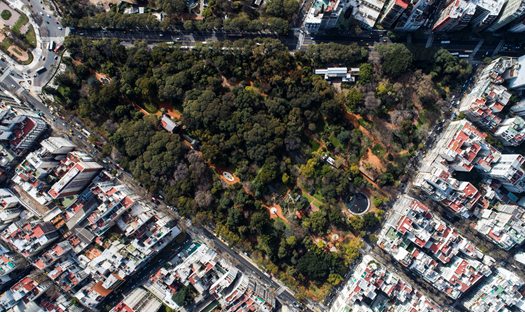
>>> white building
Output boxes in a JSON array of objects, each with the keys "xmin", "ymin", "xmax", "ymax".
[
  {"xmin": 494, "ymin": 116, "xmax": 525, "ymax": 146},
  {"xmin": 506, "ymin": 55, "xmax": 525, "ymax": 90},
  {"xmin": 304, "ymin": 0, "xmax": 351, "ymax": 33},
  {"xmin": 464, "ymin": 267, "xmax": 525, "ymax": 311},
  {"xmin": 314, "ymin": 67, "xmax": 358, "ymax": 82},
  {"xmin": 488, "ymin": 0, "xmax": 525, "ymax": 31},
  {"xmin": 48, "ymin": 151, "xmax": 103, "ymax": 199}
]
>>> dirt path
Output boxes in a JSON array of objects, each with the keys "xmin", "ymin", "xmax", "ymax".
[
  {"xmin": 344, "ymin": 111, "xmax": 382, "ymax": 145},
  {"xmin": 158, "ymin": 103, "xmax": 182, "ymax": 120}
]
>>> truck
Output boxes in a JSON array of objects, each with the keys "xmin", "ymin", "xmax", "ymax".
[
  {"xmin": 440, "ymin": 40, "xmax": 451, "ymax": 44},
  {"xmin": 47, "ymin": 41, "xmax": 55, "ymax": 51}
]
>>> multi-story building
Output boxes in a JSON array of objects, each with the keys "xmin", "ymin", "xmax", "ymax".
[
  {"xmin": 145, "ymin": 242, "xmax": 275, "ymax": 312},
  {"xmin": 0, "ymin": 189, "xmax": 21, "ymax": 229},
  {"xmin": 509, "ymin": 16, "xmax": 525, "ymax": 31},
  {"xmin": 432, "ymin": 0, "xmax": 477, "ymax": 32},
  {"xmin": 377, "ymin": 195, "xmax": 494, "ymax": 299},
  {"xmin": 352, "ymin": 0, "xmax": 388, "ymax": 28},
  {"xmin": 506, "ymin": 55, "xmax": 525, "ymax": 90},
  {"xmin": 494, "ymin": 116, "xmax": 525, "ymax": 146},
  {"xmin": 488, "ymin": 0, "xmax": 525, "ymax": 31},
  {"xmin": 330, "ymin": 255, "xmax": 441, "ymax": 312},
  {"xmin": 48, "ymin": 151, "xmax": 103, "ymax": 199},
  {"xmin": 415, "ymin": 163, "xmax": 481, "ymax": 217},
  {"xmin": 75, "ymin": 217, "xmax": 180, "ymax": 309},
  {"xmin": 432, "ymin": 0, "xmax": 507, "ymax": 31},
  {"xmin": 511, "ymin": 99, "xmax": 525, "ymax": 117},
  {"xmin": 460, "ymin": 82, "xmax": 511, "ymax": 132},
  {"xmin": 0, "ymin": 273, "xmax": 52, "ymax": 311},
  {"xmin": 489, "ymin": 154, "xmax": 525, "ymax": 193},
  {"xmin": 1, "ymin": 220, "xmax": 59, "ymax": 257},
  {"xmin": 111, "ymin": 287, "xmax": 163, "ymax": 312},
  {"xmin": 475, "ymin": 204, "xmax": 525, "ymax": 250},
  {"xmin": 0, "ymin": 108, "xmax": 47, "ymax": 157},
  {"xmin": 379, "ymin": 0, "xmax": 409, "ymax": 27},
  {"xmin": 85, "ymin": 182, "xmax": 140, "ymax": 236},
  {"xmin": 464, "ymin": 267, "xmax": 525, "ymax": 311},
  {"xmin": 304, "ymin": 0, "xmax": 352, "ymax": 33},
  {"xmin": 394, "ymin": 0, "xmax": 435, "ymax": 30},
  {"xmin": 0, "ymin": 245, "xmax": 25, "ymax": 286},
  {"xmin": 40, "ymin": 136, "xmax": 76, "ymax": 155},
  {"xmin": 420, "ymin": 120, "xmax": 525, "ymax": 194},
  {"xmin": 470, "ymin": 0, "xmax": 507, "ymax": 30}
]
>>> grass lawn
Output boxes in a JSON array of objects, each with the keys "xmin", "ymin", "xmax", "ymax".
[
  {"xmin": 309, "ymin": 137, "xmax": 320, "ymax": 152},
  {"xmin": 24, "ymin": 26, "xmax": 36, "ymax": 48},
  {"xmin": 328, "ymin": 133, "xmax": 342, "ymax": 149},
  {"xmin": 144, "ymin": 102, "xmax": 158, "ymax": 113},
  {"xmin": 1, "ymin": 10, "xmax": 11, "ymax": 20},
  {"xmin": 12, "ymin": 14, "xmax": 28, "ymax": 34},
  {"xmin": 302, "ymin": 190, "xmax": 324, "ymax": 208},
  {"xmin": 0, "ymin": 37, "xmax": 12, "ymax": 51}
]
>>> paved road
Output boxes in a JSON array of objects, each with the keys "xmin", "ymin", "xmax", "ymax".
[
  {"xmin": 22, "ymin": 0, "xmax": 66, "ymax": 87},
  {"xmin": 69, "ymin": 27, "xmax": 525, "ymax": 60}
]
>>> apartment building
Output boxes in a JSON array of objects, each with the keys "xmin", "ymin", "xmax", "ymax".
[
  {"xmin": 460, "ymin": 82, "xmax": 511, "ymax": 132},
  {"xmin": 432, "ymin": 0, "xmax": 478, "ymax": 32},
  {"xmin": 415, "ymin": 163, "xmax": 482, "ymax": 217},
  {"xmin": 377, "ymin": 195, "xmax": 494, "ymax": 299},
  {"xmin": 84, "ymin": 182, "xmax": 140, "ymax": 236},
  {"xmin": 395, "ymin": 0, "xmax": 436, "ymax": 30},
  {"xmin": 304, "ymin": 0, "xmax": 351, "ymax": 32},
  {"xmin": 0, "ymin": 273, "xmax": 52, "ymax": 311},
  {"xmin": 488, "ymin": 0, "xmax": 525, "ymax": 31},
  {"xmin": 330, "ymin": 255, "xmax": 441, "ymax": 311},
  {"xmin": 352, "ymin": 0, "xmax": 388, "ymax": 28},
  {"xmin": 1, "ymin": 220, "xmax": 59, "ymax": 257},
  {"xmin": 48, "ymin": 151, "xmax": 103, "ymax": 199},
  {"xmin": 494, "ymin": 116, "xmax": 525, "ymax": 146},
  {"xmin": 145, "ymin": 242, "xmax": 275, "ymax": 312},
  {"xmin": 0, "ymin": 108, "xmax": 47, "ymax": 157},
  {"xmin": 379, "ymin": 0, "xmax": 409, "ymax": 27},
  {"xmin": 464, "ymin": 267, "xmax": 525, "ymax": 311},
  {"xmin": 0, "ymin": 189, "xmax": 21, "ymax": 229},
  {"xmin": 111, "ymin": 287, "xmax": 163, "ymax": 312},
  {"xmin": 475, "ymin": 204, "xmax": 525, "ymax": 250}
]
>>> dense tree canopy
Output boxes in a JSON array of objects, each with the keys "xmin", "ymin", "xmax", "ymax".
[
  {"xmin": 431, "ymin": 49, "xmax": 473, "ymax": 85},
  {"xmin": 376, "ymin": 43, "xmax": 413, "ymax": 78},
  {"xmin": 49, "ymin": 37, "xmax": 461, "ymax": 299}
]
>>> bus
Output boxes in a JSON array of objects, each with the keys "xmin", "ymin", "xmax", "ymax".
[
  {"xmin": 81, "ymin": 128, "xmax": 91, "ymax": 137},
  {"xmin": 35, "ymin": 66, "xmax": 47, "ymax": 74},
  {"xmin": 53, "ymin": 44, "xmax": 62, "ymax": 53}
]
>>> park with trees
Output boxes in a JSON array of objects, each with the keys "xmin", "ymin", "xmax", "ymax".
[{"xmin": 46, "ymin": 37, "xmax": 470, "ymax": 300}]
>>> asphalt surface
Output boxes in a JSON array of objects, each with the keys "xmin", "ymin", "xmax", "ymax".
[
  {"xmin": 23, "ymin": 0, "xmax": 66, "ymax": 86},
  {"xmin": 69, "ymin": 27, "xmax": 525, "ymax": 59}
]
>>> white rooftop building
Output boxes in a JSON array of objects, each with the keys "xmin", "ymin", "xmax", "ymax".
[
  {"xmin": 464, "ymin": 267, "xmax": 525, "ymax": 312},
  {"xmin": 314, "ymin": 67, "xmax": 359, "ymax": 82}
]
